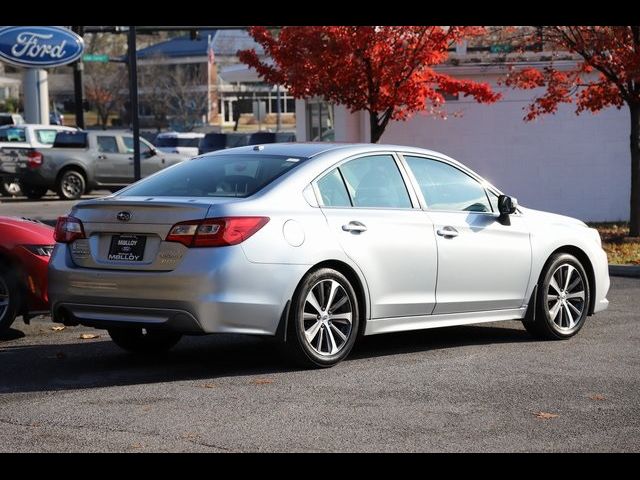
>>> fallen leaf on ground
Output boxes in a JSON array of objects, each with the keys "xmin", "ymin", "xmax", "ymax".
[
  {"xmin": 51, "ymin": 326, "xmax": 65, "ymax": 332},
  {"xmin": 251, "ymin": 378, "xmax": 273, "ymax": 385},
  {"xmin": 533, "ymin": 411, "xmax": 559, "ymax": 420},
  {"xmin": 589, "ymin": 394, "xmax": 606, "ymax": 401},
  {"xmin": 79, "ymin": 333, "xmax": 100, "ymax": 340},
  {"xmin": 130, "ymin": 443, "xmax": 143, "ymax": 449},
  {"xmin": 181, "ymin": 432, "xmax": 199, "ymax": 439},
  {"xmin": 199, "ymin": 383, "xmax": 216, "ymax": 389}
]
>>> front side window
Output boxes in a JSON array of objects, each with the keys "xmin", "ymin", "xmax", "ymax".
[
  {"xmin": 339, "ymin": 155, "xmax": 412, "ymax": 209},
  {"xmin": 404, "ymin": 156, "xmax": 492, "ymax": 213},
  {"xmin": 121, "ymin": 154, "xmax": 305, "ymax": 198},
  {"xmin": 123, "ymin": 136, "xmax": 151, "ymax": 156}
]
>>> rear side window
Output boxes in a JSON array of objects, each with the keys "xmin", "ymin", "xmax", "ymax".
[
  {"xmin": 317, "ymin": 169, "xmax": 351, "ymax": 207},
  {"xmin": 97, "ymin": 136, "xmax": 118, "ymax": 153},
  {"xmin": 0, "ymin": 127, "xmax": 26, "ymax": 142},
  {"xmin": 35, "ymin": 129, "xmax": 59, "ymax": 144},
  {"xmin": 339, "ymin": 155, "xmax": 412, "ymax": 209},
  {"xmin": 121, "ymin": 154, "xmax": 305, "ymax": 198}
]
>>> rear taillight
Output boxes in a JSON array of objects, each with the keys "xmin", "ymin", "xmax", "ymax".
[
  {"xmin": 27, "ymin": 150, "xmax": 43, "ymax": 169},
  {"xmin": 166, "ymin": 217, "xmax": 269, "ymax": 247},
  {"xmin": 54, "ymin": 216, "xmax": 86, "ymax": 243}
]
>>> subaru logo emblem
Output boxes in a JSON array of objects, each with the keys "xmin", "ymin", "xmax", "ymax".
[{"xmin": 116, "ymin": 211, "xmax": 131, "ymax": 222}]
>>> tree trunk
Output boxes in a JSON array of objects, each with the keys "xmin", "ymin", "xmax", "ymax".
[
  {"xmin": 369, "ymin": 111, "xmax": 382, "ymax": 143},
  {"xmin": 630, "ymin": 102, "xmax": 640, "ymax": 237}
]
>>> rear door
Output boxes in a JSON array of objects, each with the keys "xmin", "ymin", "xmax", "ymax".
[
  {"xmin": 316, "ymin": 153, "xmax": 438, "ymax": 319},
  {"xmin": 94, "ymin": 134, "xmax": 131, "ymax": 184},
  {"xmin": 400, "ymin": 154, "xmax": 532, "ymax": 314}
]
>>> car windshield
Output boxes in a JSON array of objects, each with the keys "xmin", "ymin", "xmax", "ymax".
[
  {"xmin": 0, "ymin": 126, "xmax": 26, "ymax": 142},
  {"xmin": 156, "ymin": 137, "xmax": 201, "ymax": 148},
  {"xmin": 121, "ymin": 154, "xmax": 306, "ymax": 198}
]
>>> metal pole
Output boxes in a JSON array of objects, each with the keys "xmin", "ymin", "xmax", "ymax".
[
  {"xmin": 127, "ymin": 26, "xmax": 141, "ymax": 182},
  {"xmin": 276, "ymin": 85, "xmax": 282, "ymax": 132},
  {"xmin": 72, "ymin": 26, "xmax": 85, "ymax": 129}
]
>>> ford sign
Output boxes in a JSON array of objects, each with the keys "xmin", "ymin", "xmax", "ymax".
[{"xmin": 0, "ymin": 26, "xmax": 84, "ymax": 68}]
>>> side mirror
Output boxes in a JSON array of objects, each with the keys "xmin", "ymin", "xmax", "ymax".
[
  {"xmin": 498, "ymin": 195, "xmax": 518, "ymax": 215},
  {"xmin": 145, "ymin": 148, "xmax": 157, "ymax": 158}
]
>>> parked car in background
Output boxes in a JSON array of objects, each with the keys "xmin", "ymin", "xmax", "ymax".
[
  {"xmin": 248, "ymin": 131, "xmax": 296, "ymax": 145},
  {"xmin": 7, "ymin": 130, "xmax": 188, "ymax": 201},
  {"xmin": 49, "ymin": 111, "xmax": 65, "ymax": 126},
  {"xmin": 0, "ymin": 124, "xmax": 78, "ymax": 197},
  {"xmin": 0, "ymin": 113, "xmax": 25, "ymax": 126},
  {"xmin": 48, "ymin": 143, "xmax": 609, "ymax": 368},
  {"xmin": 155, "ymin": 131, "xmax": 204, "ymax": 157},
  {"xmin": 0, "ymin": 216, "xmax": 54, "ymax": 334}
]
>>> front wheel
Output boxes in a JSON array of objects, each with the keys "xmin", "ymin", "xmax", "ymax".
[
  {"xmin": 108, "ymin": 327, "xmax": 182, "ymax": 354},
  {"xmin": 523, "ymin": 253, "xmax": 590, "ymax": 340},
  {"xmin": 287, "ymin": 268, "xmax": 360, "ymax": 368}
]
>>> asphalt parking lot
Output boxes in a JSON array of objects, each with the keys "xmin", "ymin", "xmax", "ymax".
[
  {"xmin": 0, "ymin": 192, "xmax": 108, "ymax": 225},
  {"xmin": 0, "ymin": 275, "xmax": 638, "ymax": 452}
]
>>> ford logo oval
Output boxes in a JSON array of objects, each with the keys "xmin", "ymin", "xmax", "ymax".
[
  {"xmin": 0, "ymin": 26, "xmax": 84, "ymax": 68},
  {"xmin": 117, "ymin": 211, "xmax": 131, "ymax": 222}
]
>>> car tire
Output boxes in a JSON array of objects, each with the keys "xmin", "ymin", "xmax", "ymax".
[
  {"xmin": 107, "ymin": 327, "xmax": 182, "ymax": 354},
  {"xmin": 0, "ymin": 265, "xmax": 20, "ymax": 334},
  {"xmin": 523, "ymin": 253, "xmax": 590, "ymax": 340},
  {"xmin": 1, "ymin": 179, "xmax": 22, "ymax": 197},
  {"xmin": 20, "ymin": 184, "xmax": 48, "ymax": 200},
  {"xmin": 286, "ymin": 268, "xmax": 360, "ymax": 368},
  {"xmin": 56, "ymin": 170, "xmax": 85, "ymax": 200}
]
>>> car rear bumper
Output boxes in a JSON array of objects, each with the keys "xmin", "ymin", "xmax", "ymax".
[{"xmin": 48, "ymin": 244, "xmax": 309, "ymax": 335}]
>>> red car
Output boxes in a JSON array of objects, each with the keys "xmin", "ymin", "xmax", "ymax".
[{"xmin": 0, "ymin": 216, "xmax": 54, "ymax": 333}]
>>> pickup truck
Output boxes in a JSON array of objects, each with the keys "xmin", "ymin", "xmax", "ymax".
[
  {"xmin": 3, "ymin": 130, "xmax": 189, "ymax": 200},
  {"xmin": 0, "ymin": 123, "xmax": 77, "ymax": 196}
]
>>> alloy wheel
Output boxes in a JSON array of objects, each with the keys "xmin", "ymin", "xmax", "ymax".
[
  {"xmin": 546, "ymin": 263, "xmax": 586, "ymax": 330},
  {"xmin": 303, "ymin": 279, "xmax": 353, "ymax": 356},
  {"xmin": 0, "ymin": 275, "xmax": 9, "ymax": 323}
]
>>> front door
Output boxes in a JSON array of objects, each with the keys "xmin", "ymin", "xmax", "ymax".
[
  {"xmin": 316, "ymin": 154, "xmax": 438, "ymax": 319},
  {"xmin": 400, "ymin": 154, "xmax": 532, "ymax": 314}
]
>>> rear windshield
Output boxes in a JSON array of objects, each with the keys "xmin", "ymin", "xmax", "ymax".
[
  {"xmin": 121, "ymin": 154, "xmax": 305, "ymax": 198},
  {"xmin": 155, "ymin": 137, "xmax": 201, "ymax": 148},
  {"xmin": 0, "ymin": 126, "xmax": 26, "ymax": 142},
  {"xmin": 53, "ymin": 131, "xmax": 88, "ymax": 148}
]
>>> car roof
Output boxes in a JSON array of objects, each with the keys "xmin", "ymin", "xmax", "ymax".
[{"xmin": 208, "ymin": 142, "xmax": 453, "ymax": 160}]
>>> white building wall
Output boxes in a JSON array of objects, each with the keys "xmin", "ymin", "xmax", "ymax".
[{"xmin": 329, "ymin": 72, "xmax": 629, "ymax": 222}]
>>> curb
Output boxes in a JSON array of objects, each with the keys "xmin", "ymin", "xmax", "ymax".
[{"xmin": 609, "ymin": 265, "xmax": 640, "ymax": 278}]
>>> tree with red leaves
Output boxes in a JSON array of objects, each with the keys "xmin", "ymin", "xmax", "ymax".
[
  {"xmin": 239, "ymin": 26, "xmax": 500, "ymax": 143},
  {"xmin": 505, "ymin": 26, "xmax": 640, "ymax": 236}
]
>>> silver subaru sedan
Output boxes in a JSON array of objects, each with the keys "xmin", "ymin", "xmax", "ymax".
[{"xmin": 48, "ymin": 143, "xmax": 610, "ymax": 367}]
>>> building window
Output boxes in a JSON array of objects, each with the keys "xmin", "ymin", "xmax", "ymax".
[{"xmin": 306, "ymin": 99, "xmax": 334, "ymax": 142}]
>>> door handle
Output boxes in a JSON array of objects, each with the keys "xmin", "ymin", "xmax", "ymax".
[
  {"xmin": 436, "ymin": 226, "xmax": 459, "ymax": 238},
  {"xmin": 97, "ymin": 155, "xmax": 106, "ymax": 160},
  {"xmin": 342, "ymin": 221, "xmax": 367, "ymax": 233}
]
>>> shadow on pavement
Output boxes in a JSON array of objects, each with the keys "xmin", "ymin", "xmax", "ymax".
[
  {"xmin": 0, "ymin": 323, "xmax": 532, "ymax": 394},
  {"xmin": 0, "ymin": 328, "xmax": 26, "ymax": 341}
]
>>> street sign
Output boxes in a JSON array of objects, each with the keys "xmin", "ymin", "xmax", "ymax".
[
  {"xmin": 0, "ymin": 26, "xmax": 84, "ymax": 68},
  {"xmin": 82, "ymin": 54, "xmax": 109, "ymax": 63}
]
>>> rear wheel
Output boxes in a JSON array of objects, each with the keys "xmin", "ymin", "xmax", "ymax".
[
  {"xmin": 0, "ymin": 266, "xmax": 20, "ymax": 334},
  {"xmin": 56, "ymin": 170, "xmax": 85, "ymax": 200},
  {"xmin": 20, "ymin": 184, "xmax": 48, "ymax": 200},
  {"xmin": 286, "ymin": 268, "xmax": 359, "ymax": 368},
  {"xmin": 1, "ymin": 179, "xmax": 21, "ymax": 197},
  {"xmin": 108, "ymin": 327, "xmax": 182, "ymax": 354},
  {"xmin": 523, "ymin": 253, "xmax": 590, "ymax": 340}
]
